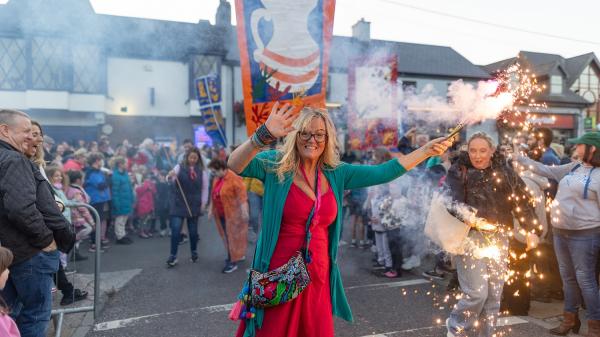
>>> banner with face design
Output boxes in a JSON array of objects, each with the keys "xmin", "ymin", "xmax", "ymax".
[{"xmin": 235, "ymin": 0, "xmax": 336, "ymax": 135}]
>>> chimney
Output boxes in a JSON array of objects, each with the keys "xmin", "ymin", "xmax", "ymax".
[
  {"xmin": 215, "ymin": 0, "xmax": 231, "ymax": 27},
  {"xmin": 352, "ymin": 18, "xmax": 370, "ymax": 42}
]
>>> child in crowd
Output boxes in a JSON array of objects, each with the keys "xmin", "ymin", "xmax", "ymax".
[
  {"xmin": 153, "ymin": 170, "xmax": 170, "ymax": 236},
  {"xmin": 135, "ymin": 173, "xmax": 157, "ymax": 238},
  {"xmin": 66, "ymin": 170, "xmax": 95, "ymax": 258},
  {"xmin": 0, "ymin": 247, "xmax": 20, "ymax": 337}
]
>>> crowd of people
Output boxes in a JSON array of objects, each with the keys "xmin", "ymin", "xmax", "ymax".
[
  {"xmin": 0, "ymin": 104, "xmax": 598, "ymax": 337},
  {"xmin": 0, "ymin": 108, "xmax": 259, "ymax": 337}
]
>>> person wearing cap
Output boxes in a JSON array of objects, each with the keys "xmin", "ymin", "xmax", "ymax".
[
  {"xmin": 63, "ymin": 149, "xmax": 87, "ymax": 172},
  {"xmin": 516, "ymin": 132, "xmax": 600, "ymax": 337}
]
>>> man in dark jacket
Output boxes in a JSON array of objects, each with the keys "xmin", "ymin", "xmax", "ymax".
[{"xmin": 0, "ymin": 109, "xmax": 69, "ymax": 337}]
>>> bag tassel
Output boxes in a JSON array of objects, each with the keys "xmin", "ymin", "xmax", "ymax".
[{"xmin": 229, "ymin": 285, "xmax": 256, "ymax": 321}]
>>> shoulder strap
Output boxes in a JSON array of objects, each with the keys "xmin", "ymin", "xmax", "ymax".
[
  {"xmin": 299, "ymin": 165, "xmax": 320, "ymax": 264},
  {"xmin": 571, "ymin": 163, "xmax": 582, "ymax": 173},
  {"xmin": 584, "ymin": 167, "xmax": 596, "ymax": 200}
]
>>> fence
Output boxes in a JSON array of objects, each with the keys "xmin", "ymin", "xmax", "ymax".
[{"xmin": 51, "ymin": 202, "xmax": 102, "ymax": 337}]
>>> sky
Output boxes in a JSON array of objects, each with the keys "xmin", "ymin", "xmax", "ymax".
[{"xmin": 88, "ymin": 0, "xmax": 600, "ymax": 65}]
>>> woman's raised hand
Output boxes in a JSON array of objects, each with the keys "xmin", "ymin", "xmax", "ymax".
[
  {"xmin": 421, "ymin": 137, "xmax": 453, "ymax": 157},
  {"xmin": 264, "ymin": 102, "xmax": 297, "ymax": 138}
]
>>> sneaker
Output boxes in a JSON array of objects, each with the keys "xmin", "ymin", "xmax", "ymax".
[
  {"xmin": 139, "ymin": 232, "xmax": 149, "ymax": 239},
  {"xmin": 402, "ymin": 255, "xmax": 421, "ymax": 270},
  {"xmin": 88, "ymin": 245, "xmax": 104, "ymax": 253},
  {"xmin": 191, "ymin": 254, "xmax": 198, "ymax": 263},
  {"xmin": 422, "ymin": 269, "xmax": 445, "ymax": 280},
  {"xmin": 159, "ymin": 229, "xmax": 168, "ymax": 237},
  {"xmin": 372, "ymin": 261, "xmax": 386, "ymax": 270},
  {"xmin": 116, "ymin": 237, "xmax": 133, "ymax": 245},
  {"xmin": 382, "ymin": 269, "xmax": 398, "ymax": 278},
  {"xmin": 222, "ymin": 263, "xmax": 238, "ymax": 274},
  {"xmin": 60, "ymin": 289, "xmax": 88, "ymax": 306},
  {"xmin": 166, "ymin": 257, "xmax": 178, "ymax": 267},
  {"xmin": 101, "ymin": 239, "xmax": 110, "ymax": 246},
  {"xmin": 64, "ymin": 267, "xmax": 76, "ymax": 275},
  {"xmin": 179, "ymin": 235, "xmax": 188, "ymax": 245}
]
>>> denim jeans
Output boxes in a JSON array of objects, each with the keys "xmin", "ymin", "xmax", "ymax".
[
  {"xmin": 448, "ymin": 231, "xmax": 508, "ymax": 337},
  {"xmin": 553, "ymin": 230, "xmax": 600, "ymax": 320},
  {"xmin": 1, "ymin": 250, "xmax": 60, "ymax": 337},
  {"xmin": 247, "ymin": 192, "xmax": 262, "ymax": 233},
  {"xmin": 374, "ymin": 231, "xmax": 392, "ymax": 268},
  {"xmin": 169, "ymin": 216, "xmax": 199, "ymax": 258}
]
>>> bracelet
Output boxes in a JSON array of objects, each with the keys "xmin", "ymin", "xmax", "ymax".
[
  {"xmin": 250, "ymin": 132, "xmax": 265, "ymax": 148},
  {"xmin": 256, "ymin": 124, "xmax": 276, "ymax": 145}
]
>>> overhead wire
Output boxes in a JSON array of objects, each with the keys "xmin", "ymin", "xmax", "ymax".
[{"xmin": 375, "ymin": 0, "xmax": 600, "ymax": 46}]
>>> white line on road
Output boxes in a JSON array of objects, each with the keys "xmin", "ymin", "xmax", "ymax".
[
  {"xmin": 94, "ymin": 279, "xmax": 430, "ymax": 332},
  {"xmin": 345, "ymin": 278, "xmax": 430, "ymax": 290},
  {"xmin": 358, "ymin": 316, "xmax": 528, "ymax": 336},
  {"xmin": 94, "ymin": 303, "xmax": 235, "ymax": 331}
]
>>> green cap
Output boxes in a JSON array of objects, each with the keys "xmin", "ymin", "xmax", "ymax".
[{"xmin": 568, "ymin": 132, "xmax": 600, "ymax": 148}]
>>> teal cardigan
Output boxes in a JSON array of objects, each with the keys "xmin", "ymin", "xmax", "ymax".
[{"xmin": 240, "ymin": 150, "xmax": 407, "ymax": 336}]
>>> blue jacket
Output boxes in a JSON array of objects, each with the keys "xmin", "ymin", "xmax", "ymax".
[
  {"xmin": 84, "ymin": 168, "xmax": 111, "ymax": 204},
  {"xmin": 541, "ymin": 147, "xmax": 560, "ymax": 166},
  {"xmin": 111, "ymin": 169, "xmax": 134, "ymax": 216}
]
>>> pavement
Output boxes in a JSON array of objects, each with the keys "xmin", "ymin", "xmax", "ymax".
[{"xmin": 46, "ymin": 214, "xmax": 583, "ymax": 337}]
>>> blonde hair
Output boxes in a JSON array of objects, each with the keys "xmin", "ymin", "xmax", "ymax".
[
  {"xmin": 468, "ymin": 131, "xmax": 496, "ymax": 149},
  {"xmin": 275, "ymin": 107, "xmax": 340, "ymax": 181},
  {"xmin": 33, "ymin": 145, "xmax": 46, "ymax": 168}
]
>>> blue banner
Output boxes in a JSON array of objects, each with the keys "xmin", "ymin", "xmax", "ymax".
[{"xmin": 195, "ymin": 75, "xmax": 227, "ymax": 147}]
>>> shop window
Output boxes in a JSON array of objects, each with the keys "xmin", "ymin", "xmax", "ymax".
[{"xmin": 0, "ymin": 37, "xmax": 26, "ymax": 90}]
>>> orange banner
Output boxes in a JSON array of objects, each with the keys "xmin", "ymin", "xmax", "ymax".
[{"xmin": 235, "ymin": 0, "xmax": 336, "ymax": 136}]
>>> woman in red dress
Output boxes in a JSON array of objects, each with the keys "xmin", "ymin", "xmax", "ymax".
[{"xmin": 230, "ymin": 103, "xmax": 452, "ymax": 337}]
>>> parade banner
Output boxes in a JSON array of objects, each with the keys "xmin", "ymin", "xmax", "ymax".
[
  {"xmin": 195, "ymin": 75, "xmax": 227, "ymax": 147},
  {"xmin": 235, "ymin": 0, "xmax": 336, "ymax": 135},
  {"xmin": 347, "ymin": 56, "xmax": 399, "ymax": 150}
]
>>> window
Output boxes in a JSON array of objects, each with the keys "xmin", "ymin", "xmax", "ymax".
[
  {"xmin": 550, "ymin": 75, "xmax": 562, "ymax": 94},
  {"xmin": 402, "ymin": 80, "xmax": 416, "ymax": 91},
  {"xmin": 191, "ymin": 55, "xmax": 219, "ymax": 79},
  {"xmin": 72, "ymin": 44, "xmax": 103, "ymax": 93},
  {"xmin": 571, "ymin": 64, "xmax": 600, "ymax": 119},
  {"xmin": 190, "ymin": 54, "xmax": 219, "ymax": 97},
  {"xmin": 0, "ymin": 38, "xmax": 26, "ymax": 90},
  {"xmin": 31, "ymin": 37, "xmax": 70, "ymax": 90}
]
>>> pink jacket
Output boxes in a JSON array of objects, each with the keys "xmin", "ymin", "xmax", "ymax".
[
  {"xmin": 65, "ymin": 185, "xmax": 94, "ymax": 227},
  {"xmin": 135, "ymin": 180, "xmax": 156, "ymax": 217},
  {"xmin": 0, "ymin": 314, "xmax": 20, "ymax": 337}
]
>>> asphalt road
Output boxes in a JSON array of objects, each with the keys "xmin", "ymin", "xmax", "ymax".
[{"xmin": 74, "ymin": 215, "xmax": 566, "ymax": 337}]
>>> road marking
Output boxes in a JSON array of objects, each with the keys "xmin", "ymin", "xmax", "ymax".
[
  {"xmin": 497, "ymin": 316, "xmax": 528, "ymax": 326},
  {"xmin": 358, "ymin": 316, "xmax": 528, "ymax": 336},
  {"xmin": 94, "ymin": 303, "xmax": 235, "ymax": 331},
  {"xmin": 345, "ymin": 278, "xmax": 430, "ymax": 290},
  {"xmin": 94, "ymin": 279, "xmax": 430, "ymax": 332}
]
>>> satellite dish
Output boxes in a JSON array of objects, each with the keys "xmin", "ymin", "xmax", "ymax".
[{"xmin": 101, "ymin": 124, "xmax": 113, "ymax": 135}]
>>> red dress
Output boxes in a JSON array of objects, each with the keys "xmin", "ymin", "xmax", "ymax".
[{"xmin": 236, "ymin": 183, "xmax": 338, "ymax": 337}]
